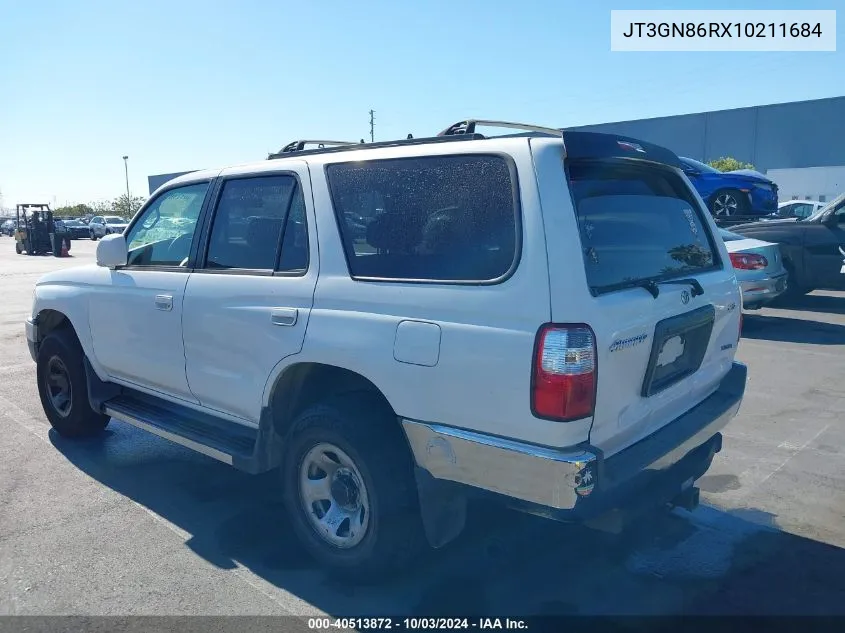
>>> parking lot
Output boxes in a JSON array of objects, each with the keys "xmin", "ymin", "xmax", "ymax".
[{"xmin": 1, "ymin": 236, "xmax": 844, "ymax": 618}]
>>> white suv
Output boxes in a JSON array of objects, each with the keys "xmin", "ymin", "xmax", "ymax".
[{"xmin": 26, "ymin": 120, "xmax": 746, "ymax": 577}]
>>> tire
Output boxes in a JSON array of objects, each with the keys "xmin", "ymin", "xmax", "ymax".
[
  {"xmin": 15, "ymin": 241, "xmax": 22, "ymax": 254},
  {"xmin": 36, "ymin": 328, "xmax": 110, "ymax": 438},
  {"xmin": 777, "ymin": 260, "xmax": 813, "ymax": 303},
  {"xmin": 710, "ymin": 189, "xmax": 749, "ymax": 217},
  {"xmin": 90, "ymin": 230, "xmax": 97, "ymax": 241},
  {"xmin": 282, "ymin": 392, "xmax": 425, "ymax": 578}
]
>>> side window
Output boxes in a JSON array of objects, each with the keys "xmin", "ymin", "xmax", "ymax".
[
  {"xmin": 277, "ymin": 185, "xmax": 309, "ymax": 273},
  {"xmin": 125, "ymin": 182, "xmax": 209, "ymax": 267},
  {"xmin": 205, "ymin": 175, "xmax": 299, "ymax": 271},
  {"xmin": 795, "ymin": 204, "xmax": 813, "ymax": 218},
  {"xmin": 92, "ymin": 216, "xmax": 103, "ymax": 224},
  {"xmin": 326, "ymin": 155, "xmax": 518, "ymax": 282}
]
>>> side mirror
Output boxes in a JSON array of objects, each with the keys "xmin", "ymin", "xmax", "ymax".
[{"xmin": 96, "ymin": 233, "xmax": 128, "ymax": 269}]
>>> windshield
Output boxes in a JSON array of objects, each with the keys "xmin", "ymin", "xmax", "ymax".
[
  {"xmin": 105, "ymin": 216, "xmax": 125, "ymax": 224},
  {"xmin": 680, "ymin": 157, "xmax": 721, "ymax": 174},
  {"xmin": 806, "ymin": 192, "xmax": 845, "ymax": 222}
]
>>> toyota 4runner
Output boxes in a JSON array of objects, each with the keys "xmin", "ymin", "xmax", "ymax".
[{"xmin": 26, "ymin": 120, "xmax": 747, "ymax": 576}]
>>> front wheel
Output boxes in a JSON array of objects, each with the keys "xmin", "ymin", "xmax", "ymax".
[
  {"xmin": 36, "ymin": 328, "xmax": 110, "ymax": 438},
  {"xmin": 282, "ymin": 393, "xmax": 425, "ymax": 579},
  {"xmin": 710, "ymin": 189, "xmax": 750, "ymax": 217},
  {"xmin": 15, "ymin": 241, "xmax": 22, "ymax": 254},
  {"xmin": 90, "ymin": 230, "xmax": 97, "ymax": 241}
]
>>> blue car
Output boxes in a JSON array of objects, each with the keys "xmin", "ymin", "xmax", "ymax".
[{"xmin": 679, "ymin": 157, "xmax": 778, "ymax": 218}]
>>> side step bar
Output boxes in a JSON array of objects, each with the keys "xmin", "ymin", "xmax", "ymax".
[{"xmin": 103, "ymin": 391, "xmax": 260, "ymax": 470}]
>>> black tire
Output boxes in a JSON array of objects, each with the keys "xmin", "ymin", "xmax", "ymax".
[
  {"xmin": 776, "ymin": 260, "xmax": 813, "ymax": 303},
  {"xmin": 710, "ymin": 189, "xmax": 749, "ymax": 217},
  {"xmin": 36, "ymin": 328, "xmax": 110, "ymax": 438},
  {"xmin": 282, "ymin": 392, "xmax": 425, "ymax": 578},
  {"xmin": 90, "ymin": 230, "xmax": 98, "ymax": 241},
  {"xmin": 15, "ymin": 241, "xmax": 22, "ymax": 254}
]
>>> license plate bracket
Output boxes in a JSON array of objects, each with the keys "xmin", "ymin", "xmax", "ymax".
[{"xmin": 641, "ymin": 304, "xmax": 715, "ymax": 398}]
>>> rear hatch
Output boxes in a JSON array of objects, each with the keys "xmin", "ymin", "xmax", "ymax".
[{"xmin": 535, "ymin": 133, "xmax": 742, "ymax": 458}]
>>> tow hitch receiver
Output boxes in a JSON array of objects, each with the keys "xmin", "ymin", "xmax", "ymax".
[{"xmin": 670, "ymin": 485, "xmax": 701, "ymax": 512}]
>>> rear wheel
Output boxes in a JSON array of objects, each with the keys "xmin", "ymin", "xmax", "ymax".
[
  {"xmin": 36, "ymin": 328, "xmax": 110, "ymax": 438},
  {"xmin": 777, "ymin": 260, "xmax": 813, "ymax": 303},
  {"xmin": 710, "ymin": 189, "xmax": 749, "ymax": 217},
  {"xmin": 15, "ymin": 241, "xmax": 22, "ymax": 254},
  {"xmin": 282, "ymin": 392, "xmax": 425, "ymax": 578}
]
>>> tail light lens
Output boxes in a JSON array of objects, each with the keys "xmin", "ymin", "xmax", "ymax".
[
  {"xmin": 730, "ymin": 252, "xmax": 768, "ymax": 270},
  {"xmin": 532, "ymin": 325, "xmax": 596, "ymax": 421}
]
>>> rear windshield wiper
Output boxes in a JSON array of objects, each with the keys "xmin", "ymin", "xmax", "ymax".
[
  {"xmin": 592, "ymin": 277, "xmax": 704, "ymax": 299},
  {"xmin": 659, "ymin": 278, "xmax": 705, "ymax": 297}
]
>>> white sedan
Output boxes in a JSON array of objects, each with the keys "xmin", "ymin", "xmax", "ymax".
[{"xmin": 769, "ymin": 199, "xmax": 826, "ymax": 221}]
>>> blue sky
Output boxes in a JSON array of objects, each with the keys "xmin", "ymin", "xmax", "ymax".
[{"xmin": 1, "ymin": 0, "xmax": 842, "ymax": 206}]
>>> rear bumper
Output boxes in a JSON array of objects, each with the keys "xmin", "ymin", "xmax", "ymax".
[
  {"xmin": 403, "ymin": 362, "xmax": 746, "ymax": 515},
  {"xmin": 740, "ymin": 271, "xmax": 787, "ymax": 308}
]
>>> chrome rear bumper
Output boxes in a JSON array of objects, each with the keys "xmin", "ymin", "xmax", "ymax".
[{"xmin": 402, "ymin": 362, "xmax": 747, "ymax": 513}]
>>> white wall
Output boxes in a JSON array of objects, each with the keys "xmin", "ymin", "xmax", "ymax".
[{"xmin": 766, "ymin": 165, "xmax": 845, "ymax": 203}]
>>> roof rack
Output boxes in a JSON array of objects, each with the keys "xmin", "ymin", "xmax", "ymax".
[
  {"xmin": 438, "ymin": 119, "xmax": 561, "ymax": 137},
  {"xmin": 267, "ymin": 134, "xmax": 485, "ymax": 160},
  {"xmin": 274, "ymin": 139, "xmax": 357, "ymax": 155}
]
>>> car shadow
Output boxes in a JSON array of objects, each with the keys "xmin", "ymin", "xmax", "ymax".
[
  {"xmin": 49, "ymin": 426, "xmax": 845, "ymax": 617},
  {"xmin": 769, "ymin": 292, "xmax": 845, "ymax": 316},
  {"xmin": 741, "ymin": 314, "xmax": 845, "ymax": 345}
]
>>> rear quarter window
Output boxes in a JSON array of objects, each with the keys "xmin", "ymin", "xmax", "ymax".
[
  {"xmin": 569, "ymin": 160, "xmax": 721, "ymax": 294},
  {"xmin": 326, "ymin": 154, "xmax": 519, "ymax": 283}
]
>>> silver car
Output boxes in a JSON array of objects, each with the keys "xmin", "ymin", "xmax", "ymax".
[
  {"xmin": 89, "ymin": 215, "xmax": 130, "ymax": 240},
  {"xmin": 720, "ymin": 228, "xmax": 787, "ymax": 309}
]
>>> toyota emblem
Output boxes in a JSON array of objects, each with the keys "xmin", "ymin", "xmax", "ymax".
[{"xmin": 681, "ymin": 290, "xmax": 691, "ymax": 305}]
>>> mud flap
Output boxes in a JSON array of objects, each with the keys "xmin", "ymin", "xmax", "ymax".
[{"xmin": 414, "ymin": 467, "xmax": 467, "ymax": 548}]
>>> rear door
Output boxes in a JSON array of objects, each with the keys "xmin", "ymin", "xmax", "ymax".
[{"xmin": 533, "ymin": 135, "xmax": 741, "ymax": 458}]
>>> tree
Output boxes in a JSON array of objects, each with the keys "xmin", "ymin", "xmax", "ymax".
[
  {"xmin": 112, "ymin": 194, "xmax": 146, "ymax": 218},
  {"xmin": 53, "ymin": 203, "xmax": 94, "ymax": 217},
  {"xmin": 90, "ymin": 200, "xmax": 113, "ymax": 216},
  {"xmin": 707, "ymin": 156, "xmax": 755, "ymax": 172}
]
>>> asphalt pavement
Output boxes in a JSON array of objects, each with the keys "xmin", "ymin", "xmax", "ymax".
[{"xmin": 1, "ymin": 237, "xmax": 844, "ymax": 619}]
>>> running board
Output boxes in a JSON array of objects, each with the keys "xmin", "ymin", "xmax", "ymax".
[{"xmin": 103, "ymin": 392, "xmax": 258, "ymax": 469}]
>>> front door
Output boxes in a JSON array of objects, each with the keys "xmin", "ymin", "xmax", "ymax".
[
  {"xmin": 88, "ymin": 181, "xmax": 212, "ymax": 402},
  {"xmin": 807, "ymin": 203, "xmax": 845, "ymax": 288},
  {"xmin": 182, "ymin": 166, "xmax": 317, "ymax": 424}
]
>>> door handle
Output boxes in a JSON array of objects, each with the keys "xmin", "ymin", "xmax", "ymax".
[
  {"xmin": 154, "ymin": 295, "xmax": 173, "ymax": 311},
  {"xmin": 271, "ymin": 307, "xmax": 298, "ymax": 327}
]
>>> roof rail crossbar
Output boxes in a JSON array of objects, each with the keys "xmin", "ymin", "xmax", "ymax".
[
  {"xmin": 267, "ymin": 134, "xmax": 485, "ymax": 160},
  {"xmin": 438, "ymin": 119, "xmax": 561, "ymax": 137},
  {"xmin": 278, "ymin": 140, "xmax": 357, "ymax": 154}
]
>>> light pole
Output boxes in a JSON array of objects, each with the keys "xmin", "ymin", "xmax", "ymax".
[{"xmin": 122, "ymin": 155, "xmax": 130, "ymax": 217}]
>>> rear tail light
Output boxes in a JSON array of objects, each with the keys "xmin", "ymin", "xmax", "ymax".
[
  {"xmin": 532, "ymin": 324, "xmax": 596, "ymax": 421},
  {"xmin": 730, "ymin": 252, "xmax": 768, "ymax": 270}
]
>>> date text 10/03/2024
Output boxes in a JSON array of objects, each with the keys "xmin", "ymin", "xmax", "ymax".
[{"xmin": 308, "ymin": 618, "xmax": 529, "ymax": 630}]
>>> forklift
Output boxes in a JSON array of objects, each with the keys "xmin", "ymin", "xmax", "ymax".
[{"xmin": 14, "ymin": 203, "xmax": 71, "ymax": 256}]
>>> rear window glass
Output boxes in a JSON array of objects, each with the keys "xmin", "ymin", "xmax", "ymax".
[
  {"xmin": 326, "ymin": 155, "xmax": 518, "ymax": 282},
  {"xmin": 570, "ymin": 160, "xmax": 719, "ymax": 294}
]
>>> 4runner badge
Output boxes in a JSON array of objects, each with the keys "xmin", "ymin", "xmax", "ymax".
[{"xmin": 609, "ymin": 333, "xmax": 648, "ymax": 352}]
